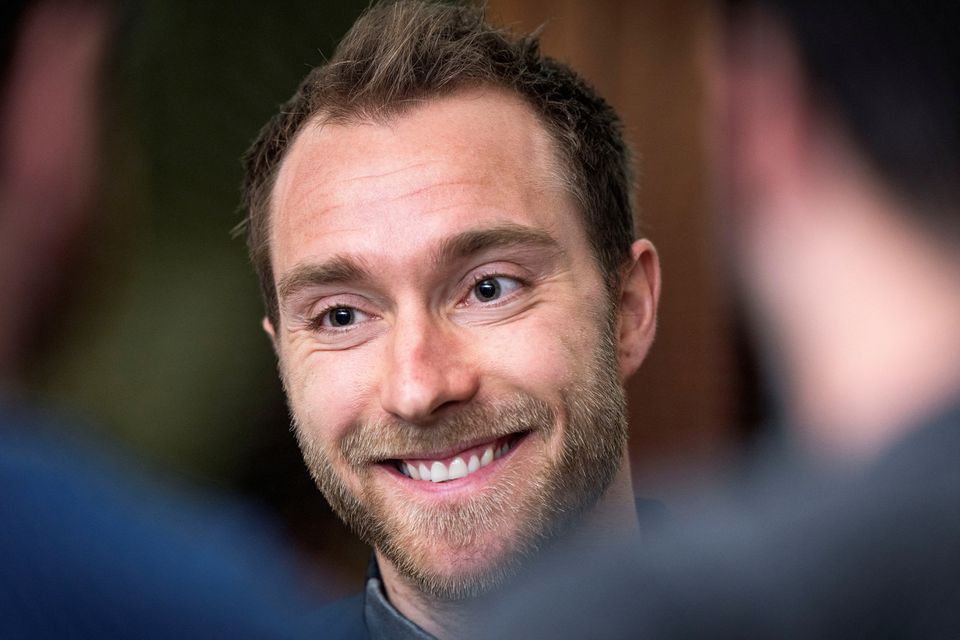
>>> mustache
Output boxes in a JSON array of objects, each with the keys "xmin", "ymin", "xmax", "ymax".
[{"xmin": 340, "ymin": 393, "xmax": 555, "ymax": 467}]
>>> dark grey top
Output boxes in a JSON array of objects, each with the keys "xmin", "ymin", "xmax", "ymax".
[
  {"xmin": 364, "ymin": 560, "xmax": 435, "ymax": 640},
  {"xmin": 358, "ymin": 498, "xmax": 666, "ymax": 639}
]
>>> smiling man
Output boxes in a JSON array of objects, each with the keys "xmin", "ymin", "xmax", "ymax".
[{"xmin": 239, "ymin": 2, "xmax": 660, "ymax": 637}]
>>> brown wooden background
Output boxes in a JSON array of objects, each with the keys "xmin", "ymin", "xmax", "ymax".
[{"xmin": 487, "ymin": 0, "xmax": 738, "ymax": 489}]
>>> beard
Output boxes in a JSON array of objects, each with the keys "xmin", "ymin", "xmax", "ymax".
[{"xmin": 290, "ymin": 323, "xmax": 628, "ymax": 601}]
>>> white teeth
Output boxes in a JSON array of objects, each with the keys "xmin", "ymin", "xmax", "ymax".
[
  {"xmin": 448, "ymin": 457, "xmax": 468, "ymax": 480},
  {"xmin": 400, "ymin": 439, "xmax": 519, "ymax": 483},
  {"xmin": 430, "ymin": 461, "xmax": 448, "ymax": 483},
  {"xmin": 481, "ymin": 446, "xmax": 494, "ymax": 467}
]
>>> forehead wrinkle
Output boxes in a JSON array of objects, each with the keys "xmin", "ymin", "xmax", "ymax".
[
  {"xmin": 273, "ymin": 123, "xmax": 433, "ymax": 218},
  {"xmin": 277, "ymin": 254, "xmax": 375, "ymax": 303},
  {"xmin": 336, "ymin": 160, "xmax": 435, "ymax": 186},
  {"xmin": 374, "ymin": 177, "xmax": 498, "ymax": 212},
  {"xmin": 330, "ymin": 178, "xmax": 489, "ymax": 217}
]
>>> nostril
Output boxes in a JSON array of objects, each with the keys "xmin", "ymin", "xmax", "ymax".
[{"xmin": 433, "ymin": 399, "xmax": 463, "ymax": 415}]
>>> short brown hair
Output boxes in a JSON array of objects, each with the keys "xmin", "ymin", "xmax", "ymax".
[{"xmin": 240, "ymin": 0, "xmax": 637, "ymax": 325}]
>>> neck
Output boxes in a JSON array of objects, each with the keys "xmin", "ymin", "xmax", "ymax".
[
  {"xmin": 377, "ymin": 456, "xmax": 639, "ymax": 639},
  {"xmin": 747, "ymin": 159, "xmax": 960, "ymax": 461}
]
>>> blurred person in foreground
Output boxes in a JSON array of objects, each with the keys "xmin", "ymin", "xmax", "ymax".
[
  {"xmin": 238, "ymin": 1, "xmax": 662, "ymax": 637},
  {"xmin": 489, "ymin": 0, "xmax": 960, "ymax": 637},
  {"xmin": 0, "ymin": 1, "xmax": 330, "ymax": 636}
]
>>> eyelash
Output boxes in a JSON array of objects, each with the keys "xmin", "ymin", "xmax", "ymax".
[
  {"xmin": 306, "ymin": 305, "xmax": 364, "ymax": 333},
  {"xmin": 304, "ymin": 271, "xmax": 528, "ymax": 333},
  {"xmin": 462, "ymin": 272, "xmax": 527, "ymax": 305}
]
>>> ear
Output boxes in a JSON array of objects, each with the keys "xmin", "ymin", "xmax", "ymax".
[
  {"xmin": 262, "ymin": 316, "xmax": 279, "ymax": 354},
  {"xmin": 616, "ymin": 239, "xmax": 661, "ymax": 381}
]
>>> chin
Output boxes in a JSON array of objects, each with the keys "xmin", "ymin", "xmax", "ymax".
[
  {"xmin": 408, "ymin": 556, "xmax": 523, "ymax": 601},
  {"xmin": 383, "ymin": 530, "xmax": 529, "ymax": 600}
]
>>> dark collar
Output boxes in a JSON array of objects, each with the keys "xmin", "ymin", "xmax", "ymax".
[
  {"xmin": 361, "ymin": 497, "xmax": 667, "ymax": 638},
  {"xmin": 363, "ymin": 556, "xmax": 436, "ymax": 640}
]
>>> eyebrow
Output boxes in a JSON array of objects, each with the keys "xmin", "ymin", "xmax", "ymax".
[
  {"xmin": 433, "ymin": 222, "xmax": 562, "ymax": 266},
  {"xmin": 277, "ymin": 255, "xmax": 373, "ymax": 303},
  {"xmin": 276, "ymin": 222, "xmax": 563, "ymax": 303}
]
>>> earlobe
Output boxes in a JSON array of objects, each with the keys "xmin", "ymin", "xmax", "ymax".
[
  {"xmin": 262, "ymin": 316, "xmax": 279, "ymax": 353},
  {"xmin": 616, "ymin": 239, "xmax": 661, "ymax": 380}
]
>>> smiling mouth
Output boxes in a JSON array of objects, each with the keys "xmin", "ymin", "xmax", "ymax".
[{"xmin": 389, "ymin": 432, "xmax": 527, "ymax": 483}]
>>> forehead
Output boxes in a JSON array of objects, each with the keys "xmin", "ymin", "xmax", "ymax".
[{"xmin": 269, "ymin": 88, "xmax": 579, "ymax": 277}]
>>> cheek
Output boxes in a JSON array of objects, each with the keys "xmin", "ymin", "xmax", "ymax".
[
  {"xmin": 281, "ymin": 346, "xmax": 379, "ymax": 444},
  {"xmin": 483, "ymin": 312, "xmax": 596, "ymax": 396}
]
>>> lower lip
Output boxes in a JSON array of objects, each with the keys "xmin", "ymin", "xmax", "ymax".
[{"xmin": 380, "ymin": 433, "xmax": 529, "ymax": 494}]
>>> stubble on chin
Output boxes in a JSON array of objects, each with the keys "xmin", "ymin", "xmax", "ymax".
[{"xmin": 290, "ymin": 327, "xmax": 628, "ymax": 600}]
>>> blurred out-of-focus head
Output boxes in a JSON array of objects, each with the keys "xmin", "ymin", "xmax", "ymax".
[
  {"xmin": 0, "ymin": 0, "xmax": 112, "ymax": 386},
  {"xmin": 709, "ymin": 0, "xmax": 960, "ymax": 458}
]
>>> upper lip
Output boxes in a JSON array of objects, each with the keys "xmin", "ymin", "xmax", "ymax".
[{"xmin": 377, "ymin": 431, "xmax": 526, "ymax": 463}]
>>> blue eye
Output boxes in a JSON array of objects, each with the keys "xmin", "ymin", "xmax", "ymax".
[
  {"xmin": 308, "ymin": 303, "xmax": 376, "ymax": 340},
  {"xmin": 328, "ymin": 307, "xmax": 355, "ymax": 327},
  {"xmin": 474, "ymin": 278, "xmax": 501, "ymax": 301},
  {"xmin": 471, "ymin": 276, "xmax": 522, "ymax": 303}
]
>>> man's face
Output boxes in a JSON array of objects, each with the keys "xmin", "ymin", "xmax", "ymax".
[{"xmin": 268, "ymin": 88, "xmax": 629, "ymax": 598}]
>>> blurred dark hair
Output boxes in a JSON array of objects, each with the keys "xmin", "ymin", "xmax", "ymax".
[
  {"xmin": 239, "ymin": 0, "xmax": 636, "ymax": 326},
  {"xmin": 725, "ymin": 0, "xmax": 960, "ymax": 217},
  {"xmin": 0, "ymin": 1, "xmax": 31, "ymax": 89}
]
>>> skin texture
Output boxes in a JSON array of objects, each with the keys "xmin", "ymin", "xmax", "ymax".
[{"xmin": 265, "ymin": 87, "xmax": 659, "ymax": 636}]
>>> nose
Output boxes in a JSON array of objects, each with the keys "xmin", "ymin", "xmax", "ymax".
[{"xmin": 379, "ymin": 310, "xmax": 480, "ymax": 424}]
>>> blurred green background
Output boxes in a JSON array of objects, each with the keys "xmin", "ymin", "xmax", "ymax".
[{"xmin": 27, "ymin": 0, "xmax": 373, "ymax": 590}]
